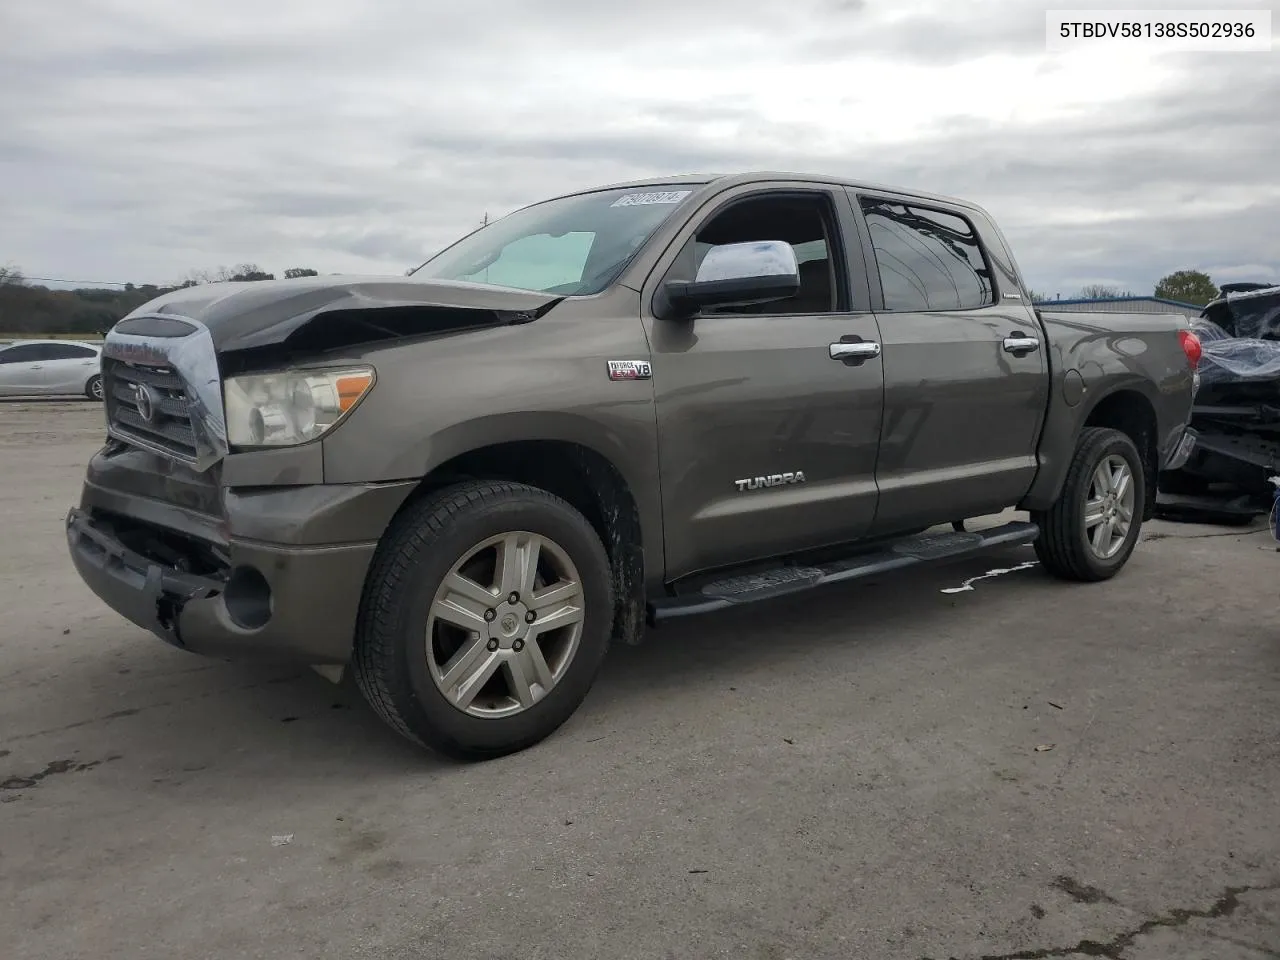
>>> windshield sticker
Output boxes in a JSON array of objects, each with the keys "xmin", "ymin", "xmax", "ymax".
[{"xmin": 610, "ymin": 190, "xmax": 692, "ymax": 207}]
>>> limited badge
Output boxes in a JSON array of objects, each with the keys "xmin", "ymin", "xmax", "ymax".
[{"xmin": 607, "ymin": 360, "xmax": 653, "ymax": 381}]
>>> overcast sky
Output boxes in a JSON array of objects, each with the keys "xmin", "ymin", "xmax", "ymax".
[{"xmin": 2, "ymin": 0, "xmax": 1277, "ymax": 297}]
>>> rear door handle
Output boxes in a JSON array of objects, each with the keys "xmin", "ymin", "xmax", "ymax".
[
  {"xmin": 1002, "ymin": 336, "xmax": 1039, "ymax": 355},
  {"xmin": 829, "ymin": 340, "xmax": 881, "ymax": 364}
]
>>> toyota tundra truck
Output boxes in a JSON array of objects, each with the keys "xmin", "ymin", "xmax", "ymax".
[{"xmin": 65, "ymin": 172, "xmax": 1201, "ymax": 760}]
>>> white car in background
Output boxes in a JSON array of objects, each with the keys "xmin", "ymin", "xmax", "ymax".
[{"xmin": 0, "ymin": 339, "xmax": 104, "ymax": 400}]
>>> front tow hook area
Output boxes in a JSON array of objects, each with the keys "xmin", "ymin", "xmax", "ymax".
[{"xmin": 65, "ymin": 507, "xmax": 225, "ymax": 646}]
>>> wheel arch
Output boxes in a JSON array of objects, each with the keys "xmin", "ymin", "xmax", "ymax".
[
  {"xmin": 1080, "ymin": 388, "xmax": 1159, "ymax": 521},
  {"xmin": 388, "ymin": 437, "xmax": 649, "ymax": 647},
  {"xmin": 1021, "ymin": 381, "xmax": 1160, "ymax": 519}
]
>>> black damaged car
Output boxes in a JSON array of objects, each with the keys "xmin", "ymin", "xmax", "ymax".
[{"xmin": 1157, "ymin": 282, "xmax": 1280, "ymax": 524}]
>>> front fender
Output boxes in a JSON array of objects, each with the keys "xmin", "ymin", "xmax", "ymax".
[{"xmin": 319, "ymin": 291, "xmax": 663, "ymax": 577}]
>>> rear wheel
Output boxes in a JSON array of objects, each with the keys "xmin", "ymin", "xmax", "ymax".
[
  {"xmin": 353, "ymin": 480, "xmax": 613, "ymax": 761},
  {"xmin": 1033, "ymin": 427, "xmax": 1145, "ymax": 582},
  {"xmin": 85, "ymin": 375, "xmax": 103, "ymax": 401}
]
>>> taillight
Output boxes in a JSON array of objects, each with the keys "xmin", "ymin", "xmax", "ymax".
[{"xmin": 1179, "ymin": 329, "xmax": 1202, "ymax": 367}]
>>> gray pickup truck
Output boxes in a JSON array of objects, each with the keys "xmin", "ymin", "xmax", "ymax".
[{"xmin": 66, "ymin": 172, "xmax": 1200, "ymax": 760}]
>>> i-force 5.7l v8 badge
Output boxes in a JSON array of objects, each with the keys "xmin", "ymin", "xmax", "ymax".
[{"xmin": 607, "ymin": 360, "xmax": 652, "ymax": 381}]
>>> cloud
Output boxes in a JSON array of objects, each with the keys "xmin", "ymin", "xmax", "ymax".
[{"xmin": 1, "ymin": 0, "xmax": 1276, "ymax": 296}]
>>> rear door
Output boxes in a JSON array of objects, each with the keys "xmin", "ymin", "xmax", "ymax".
[
  {"xmin": 42, "ymin": 342, "xmax": 100, "ymax": 393},
  {"xmin": 845, "ymin": 189, "xmax": 1049, "ymax": 534},
  {"xmin": 642, "ymin": 182, "xmax": 885, "ymax": 580}
]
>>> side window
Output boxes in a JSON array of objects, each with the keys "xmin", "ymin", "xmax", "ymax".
[
  {"xmin": 458, "ymin": 232, "xmax": 595, "ymax": 292},
  {"xmin": 680, "ymin": 193, "xmax": 844, "ymax": 315},
  {"xmin": 858, "ymin": 197, "xmax": 994, "ymax": 311},
  {"xmin": 43, "ymin": 343, "xmax": 97, "ymax": 360},
  {"xmin": 0, "ymin": 343, "xmax": 52, "ymax": 364}
]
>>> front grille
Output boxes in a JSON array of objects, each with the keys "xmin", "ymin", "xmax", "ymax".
[{"xmin": 103, "ymin": 358, "xmax": 199, "ymax": 462}]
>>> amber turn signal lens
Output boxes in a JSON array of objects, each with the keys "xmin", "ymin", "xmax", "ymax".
[{"xmin": 336, "ymin": 372, "xmax": 374, "ymax": 412}]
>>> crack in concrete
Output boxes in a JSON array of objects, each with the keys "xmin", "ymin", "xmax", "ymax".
[
  {"xmin": 1, "ymin": 671, "xmax": 304, "ymax": 744},
  {"xmin": 0, "ymin": 754, "xmax": 123, "ymax": 790},
  {"xmin": 1143, "ymin": 529, "xmax": 1266, "ymax": 542},
  {"xmin": 928, "ymin": 882, "xmax": 1280, "ymax": 960}
]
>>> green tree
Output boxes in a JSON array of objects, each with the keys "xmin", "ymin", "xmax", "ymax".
[
  {"xmin": 1154, "ymin": 269, "xmax": 1218, "ymax": 306},
  {"xmin": 0, "ymin": 265, "xmax": 187, "ymax": 336},
  {"xmin": 228, "ymin": 263, "xmax": 274, "ymax": 282},
  {"xmin": 283, "ymin": 267, "xmax": 318, "ymax": 279}
]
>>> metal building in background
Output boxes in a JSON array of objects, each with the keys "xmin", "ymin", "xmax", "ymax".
[{"xmin": 1032, "ymin": 296, "xmax": 1203, "ymax": 317}]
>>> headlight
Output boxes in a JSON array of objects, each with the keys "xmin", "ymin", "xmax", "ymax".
[{"xmin": 224, "ymin": 366, "xmax": 374, "ymax": 448}]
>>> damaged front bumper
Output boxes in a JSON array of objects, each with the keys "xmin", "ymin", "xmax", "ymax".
[
  {"xmin": 65, "ymin": 477, "xmax": 413, "ymax": 664},
  {"xmin": 67, "ymin": 508, "xmax": 222, "ymax": 646}
]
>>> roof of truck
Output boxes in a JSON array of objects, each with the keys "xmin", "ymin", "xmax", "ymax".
[{"xmin": 571, "ymin": 171, "xmax": 982, "ymax": 212}]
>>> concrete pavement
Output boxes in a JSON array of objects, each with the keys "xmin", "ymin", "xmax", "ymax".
[{"xmin": 2, "ymin": 402, "xmax": 1277, "ymax": 959}]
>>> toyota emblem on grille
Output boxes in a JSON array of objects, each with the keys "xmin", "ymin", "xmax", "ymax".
[{"xmin": 133, "ymin": 382, "xmax": 159, "ymax": 423}]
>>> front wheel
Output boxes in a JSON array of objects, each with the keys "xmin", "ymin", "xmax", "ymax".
[
  {"xmin": 85, "ymin": 374, "xmax": 103, "ymax": 401},
  {"xmin": 1032, "ymin": 426, "xmax": 1145, "ymax": 582},
  {"xmin": 353, "ymin": 480, "xmax": 614, "ymax": 761}
]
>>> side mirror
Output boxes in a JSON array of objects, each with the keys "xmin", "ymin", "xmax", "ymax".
[{"xmin": 663, "ymin": 240, "xmax": 800, "ymax": 315}]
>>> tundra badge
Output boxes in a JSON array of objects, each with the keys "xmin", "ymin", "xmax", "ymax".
[{"xmin": 735, "ymin": 472, "xmax": 807, "ymax": 492}]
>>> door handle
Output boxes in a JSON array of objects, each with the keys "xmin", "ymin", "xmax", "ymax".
[
  {"xmin": 30, "ymin": 365, "xmax": 44, "ymax": 369},
  {"xmin": 829, "ymin": 340, "xmax": 881, "ymax": 363},
  {"xmin": 1002, "ymin": 335, "xmax": 1039, "ymax": 355}
]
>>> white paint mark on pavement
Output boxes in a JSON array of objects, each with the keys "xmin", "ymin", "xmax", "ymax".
[{"xmin": 941, "ymin": 561, "xmax": 1039, "ymax": 594}]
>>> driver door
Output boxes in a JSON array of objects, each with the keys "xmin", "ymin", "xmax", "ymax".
[
  {"xmin": 642, "ymin": 183, "xmax": 886, "ymax": 581},
  {"xmin": 0, "ymin": 343, "xmax": 56, "ymax": 395}
]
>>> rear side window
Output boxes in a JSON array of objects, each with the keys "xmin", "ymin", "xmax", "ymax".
[
  {"xmin": 43, "ymin": 343, "xmax": 98, "ymax": 360},
  {"xmin": 858, "ymin": 197, "xmax": 994, "ymax": 311}
]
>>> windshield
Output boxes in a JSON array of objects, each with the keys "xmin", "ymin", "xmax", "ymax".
[{"xmin": 410, "ymin": 186, "xmax": 700, "ymax": 296}]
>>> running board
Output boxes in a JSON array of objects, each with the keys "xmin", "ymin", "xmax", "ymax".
[{"xmin": 647, "ymin": 521, "xmax": 1040, "ymax": 624}]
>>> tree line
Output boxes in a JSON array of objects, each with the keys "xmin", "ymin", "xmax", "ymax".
[
  {"xmin": 1027, "ymin": 269, "xmax": 1221, "ymax": 306},
  {"xmin": 0, "ymin": 261, "xmax": 1236, "ymax": 336},
  {"xmin": 0, "ymin": 263, "xmax": 318, "ymax": 336}
]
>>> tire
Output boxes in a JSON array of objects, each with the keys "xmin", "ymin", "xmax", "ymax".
[
  {"xmin": 353, "ymin": 480, "xmax": 614, "ymax": 761},
  {"xmin": 1032, "ymin": 426, "xmax": 1145, "ymax": 582},
  {"xmin": 85, "ymin": 374, "xmax": 103, "ymax": 402}
]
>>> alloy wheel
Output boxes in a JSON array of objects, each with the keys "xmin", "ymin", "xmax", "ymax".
[
  {"xmin": 1084, "ymin": 453, "xmax": 1135, "ymax": 560},
  {"xmin": 425, "ymin": 531, "xmax": 586, "ymax": 718}
]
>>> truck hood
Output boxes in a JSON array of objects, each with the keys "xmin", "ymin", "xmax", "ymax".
[
  {"xmin": 115, "ymin": 274, "xmax": 564, "ymax": 355},
  {"xmin": 100, "ymin": 275, "xmax": 564, "ymax": 471}
]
